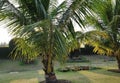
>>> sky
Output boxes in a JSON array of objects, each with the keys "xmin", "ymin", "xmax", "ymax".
[
  {"xmin": 0, "ymin": 0, "xmax": 83, "ymax": 44},
  {"xmin": 0, "ymin": 20, "xmax": 12, "ymax": 44}
]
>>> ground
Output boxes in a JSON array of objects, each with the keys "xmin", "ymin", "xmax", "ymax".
[
  {"xmin": 0, "ymin": 55, "xmax": 120, "ymax": 83},
  {"xmin": 40, "ymin": 80, "xmax": 71, "ymax": 83}
]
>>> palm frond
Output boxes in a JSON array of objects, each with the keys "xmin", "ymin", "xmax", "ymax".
[
  {"xmin": 0, "ymin": 0, "xmax": 5, "ymax": 9},
  {"xmin": 59, "ymin": 0, "xmax": 90, "ymax": 25},
  {"xmin": 0, "ymin": 0, "xmax": 26, "ymax": 25},
  {"xmin": 41, "ymin": 0, "xmax": 50, "ymax": 12},
  {"xmin": 10, "ymin": 38, "xmax": 39, "ymax": 61},
  {"xmin": 35, "ymin": 0, "xmax": 47, "ymax": 19},
  {"xmin": 50, "ymin": 1, "xmax": 67, "ymax": 19},
  {"xmin": 53, "ymin": 28, "xmax": 68, "ymax": 64}
]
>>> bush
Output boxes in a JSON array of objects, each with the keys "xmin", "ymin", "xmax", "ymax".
[
  {"xmin": 68, "ymin": 45, "xmax": 96, "ymax": 59},
  {"xmin": 57, "ymin": 66, "xmax": 90, "ymax": 72},
  {"xmin": 57, "ymin": 66, "xmax": 101, "ymax": 72},
  {"xmin": 0, "ymin": 47, "xmax": 10, "ymax": 59}
]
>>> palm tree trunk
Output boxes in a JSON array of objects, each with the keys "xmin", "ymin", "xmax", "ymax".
[
  {"xmin": 116, "ymin": 56, "xmax": 120, "ymax": 70},
  {"xmin": 45, "ymin": 72, "xmax": 57, "ymax": 83},
  {"xmin": 42, "ymin": 55, "xmax": 57, "ymax": 83}
]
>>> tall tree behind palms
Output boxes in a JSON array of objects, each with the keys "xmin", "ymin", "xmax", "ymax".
[
  {"xmin": 85, "ymin": 0, "xmax": 120, "ymax": 70},
  {"xmin": 0, "ymin": 0, "xmax": 91, "ymax": 82}
]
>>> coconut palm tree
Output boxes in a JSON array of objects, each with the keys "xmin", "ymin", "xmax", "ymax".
[
  {"xmin": 0, "ymin": 0, "xmax": 92, "ymax": 82},
  {"xmin": 84, "ymin": 0, "xmax": 120, "ymax": 70}
]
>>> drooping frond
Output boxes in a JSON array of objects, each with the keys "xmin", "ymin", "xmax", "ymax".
[
  {"xmin": 77, "ymin": 30, "xmax": 115, "ymax": 56},
  {"xmin": 10, "ymin": 38, "xmax": 39, "ymax": 61},
  {"xmin": 54, "ymin": 28, "xmax": 69, "ymax": 64}
]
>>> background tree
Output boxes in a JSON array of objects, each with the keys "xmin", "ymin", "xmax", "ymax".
[{"xmin": 84, "ymin": 0, "xmax": 120, "ymax": 70}]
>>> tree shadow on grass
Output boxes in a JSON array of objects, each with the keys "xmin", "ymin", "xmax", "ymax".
[
  {"xmin": 79, "ymin": 70, "xmax": 120, "ymax": 83},
  {"xmin": 10, "ymin": 70, "xmax": 91, "ymax": 83},
  {"xmin": 89, "ymin": 69, "xmax": 120, "ymax": 77},
  {"xmin": 56, "ymin": 70, "xmax": 91, "ymax": 83}
]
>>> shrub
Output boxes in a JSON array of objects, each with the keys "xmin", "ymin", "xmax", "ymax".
[{"xmin": 0, "ymin": 47, "xmax": 10, "ymax": 59}]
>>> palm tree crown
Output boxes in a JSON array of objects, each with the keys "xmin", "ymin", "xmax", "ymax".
[{"xmin": 0, "ymin": 0, "xmax": 92, "ymax": 82}]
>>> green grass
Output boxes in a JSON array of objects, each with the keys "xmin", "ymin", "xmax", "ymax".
[{"xmin": 0, "ymin": 55, "xmax": 120, "ymax": 83}]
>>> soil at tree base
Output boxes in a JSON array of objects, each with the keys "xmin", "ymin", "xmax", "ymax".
[{"xmin": 40, "ymin": 79, "xmax": 71, "ymax": 83}]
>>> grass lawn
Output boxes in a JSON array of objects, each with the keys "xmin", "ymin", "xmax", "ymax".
[{"xmin": 0, "ymin": 55, "xmax": 120, "ymax": 83}]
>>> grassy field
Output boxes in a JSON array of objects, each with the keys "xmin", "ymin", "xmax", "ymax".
[{"xmin": 0, "ymin": 55, "xmax": 120, "ymax": 83}]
